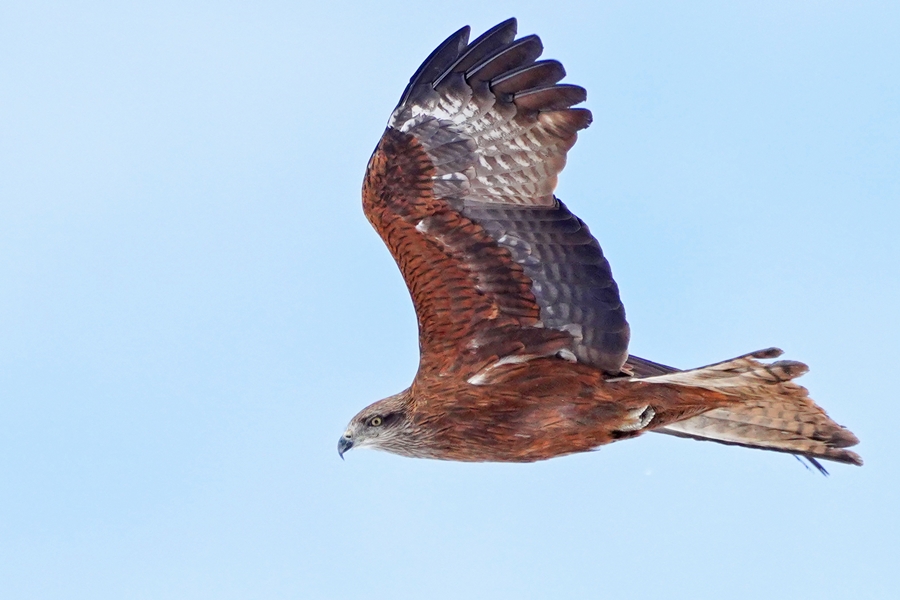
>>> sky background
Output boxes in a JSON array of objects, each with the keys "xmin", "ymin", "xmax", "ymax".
[{"xmin": 1, "ymin": 1, "xmax": 898, "ymax": 598}]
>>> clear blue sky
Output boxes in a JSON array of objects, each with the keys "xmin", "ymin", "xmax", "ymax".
[{"xmin": 1, "ymin": 1, "xmax": 897, "ymax": 598}]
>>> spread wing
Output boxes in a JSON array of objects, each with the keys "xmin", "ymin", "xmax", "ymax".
[{"xmin": 363, "ymin": 19, "xmax": 629, "ymax": 378}]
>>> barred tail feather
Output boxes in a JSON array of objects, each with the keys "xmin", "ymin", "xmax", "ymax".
[{"xmin": 637, "ymin": 348, "xmax": 862, "ymax": 467}]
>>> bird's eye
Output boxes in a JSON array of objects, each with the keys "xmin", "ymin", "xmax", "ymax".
[{"xmin": 369, "ymin": 416, "xmax": 383, "ymax": 427}]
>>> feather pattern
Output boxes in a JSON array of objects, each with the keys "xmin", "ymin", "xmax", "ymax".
[{"xmin": 370, "ymin": 18, "xmax": 629, "ymax": 374}]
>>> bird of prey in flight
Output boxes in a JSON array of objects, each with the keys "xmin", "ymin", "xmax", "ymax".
[{"xmin": 338, "ymin": 18, "xmax": 861, "ymax": 472}]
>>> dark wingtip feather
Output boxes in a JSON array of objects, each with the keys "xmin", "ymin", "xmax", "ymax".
[
  {"xmin": 514, "ymin": 84, "xmax": 587, "ymax": 111},
  {"xmin": 491, "ymin": 60, "xmax": 567, "ymax": 95},
  {"xmin": 398, "ymin": 25, "xmax": 471, "ymax": 107},
  {"xmin": 434, "ymin": 18, "xmax": 518, "ymax": 87},
  {"xmin": 466, "ymin": 34, "xmax": 544, "ymax": 83}
]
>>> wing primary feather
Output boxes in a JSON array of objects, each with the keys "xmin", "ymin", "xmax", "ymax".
[
  {"xmin": 433, "ymin": 18, "xmax": 518, "ymax": 88},
  {"xmin": 397, "ymin": 25, "xmax": 470, "ymax": 108},
  {"xmin": 465, "ymin": 35, "xmax": 544, "ymax": 83},
  {"xmin": 491, "ymin": 60, "xmax": 567, "ymax": 95},
  {"xmin": 514, "ymin": 84, "xmax": 587, "ymax": 111}
]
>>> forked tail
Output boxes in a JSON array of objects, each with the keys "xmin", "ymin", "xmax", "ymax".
[{"xmin": 629, "ymin": 349, "xmax": 862, "ymax": 470}]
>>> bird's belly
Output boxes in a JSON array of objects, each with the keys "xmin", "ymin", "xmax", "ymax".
[{"xmin": 416, "ymin": 398, "xmax": 632, "ymax": 462}]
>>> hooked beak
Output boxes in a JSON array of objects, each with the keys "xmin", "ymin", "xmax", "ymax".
[{"xmin": 337, "ymin": 435, "xmax": 353, "ymax": 459}]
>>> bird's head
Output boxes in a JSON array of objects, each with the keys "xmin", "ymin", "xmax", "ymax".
[{"xmin": 338, "ymin": 391, "xmax": 414, "ymax": 459}]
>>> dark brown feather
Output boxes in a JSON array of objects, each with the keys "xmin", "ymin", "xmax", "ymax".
[
  {"xmin": 434, "ymin": 18, "xmax": 518, "ymax": 87},
  {"xmin": 491, "ymin": 60, "xmax": 567, "ymax": 95},
  {"xmin": 514, "ymin": 84, "xmax": 587, "ymax": 111},
  {"xmin": 466, "ymin": 35, "xmax": 543, "ymax": 82}
]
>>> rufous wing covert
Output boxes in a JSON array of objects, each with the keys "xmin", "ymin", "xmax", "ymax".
[{"xmin": 341, "ymin": 18, "xmax": 861, "ymax": 470}]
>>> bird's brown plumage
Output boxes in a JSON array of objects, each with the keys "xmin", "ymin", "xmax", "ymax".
[{"xmin": 339, "ymin": 19, "xmax": 862, "ymax": 470}]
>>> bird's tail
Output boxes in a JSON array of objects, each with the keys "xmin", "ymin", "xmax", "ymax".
[{"xmin": 632, "ymin": 348, "xmax": 862, "ymax": 469}]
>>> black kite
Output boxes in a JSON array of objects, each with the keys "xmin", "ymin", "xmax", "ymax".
[{"xmin": 338, "ymin": 19, "xmax": 861, "ymax": 472}]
